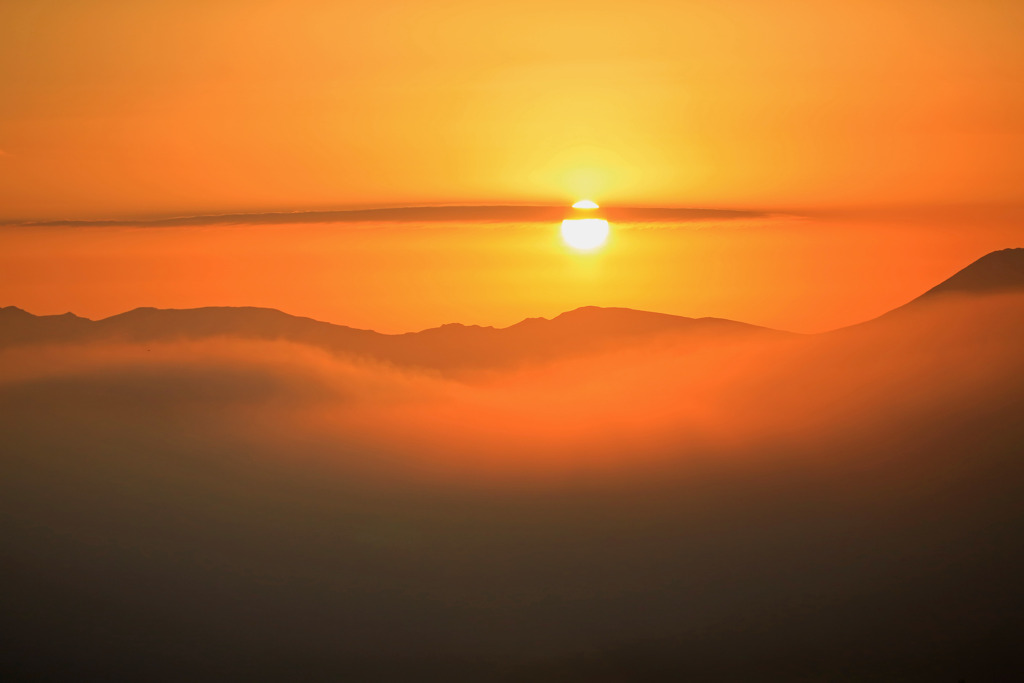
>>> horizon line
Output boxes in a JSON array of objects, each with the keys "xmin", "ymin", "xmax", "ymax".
[
  {"xmin": 1, "ymin": 302, "xmax": 771, "ymax": 332},
  {"xmin": 2, "ymin": 205, "xmax": 770, "ymax": 228}
]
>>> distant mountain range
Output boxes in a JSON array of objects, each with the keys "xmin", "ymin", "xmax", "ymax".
[
  {"xmin": 2, "ymin": 248, "xmax": 1022, "ymax": 370},
  {"xmin": 0, "ymin": 304, "xmax": 778, "ymax": 372}
]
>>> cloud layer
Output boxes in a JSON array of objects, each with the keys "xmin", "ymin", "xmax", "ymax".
[{"xmin": 1, "ymin": 292, "xmax": 1022, "ymax": 680}]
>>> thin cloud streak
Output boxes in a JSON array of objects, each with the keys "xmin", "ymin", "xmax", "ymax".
[{"xmin": 2, "ymin": 205, "xmax": 768, "ymax": 228}]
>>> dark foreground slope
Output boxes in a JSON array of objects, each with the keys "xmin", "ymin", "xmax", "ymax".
[
  {"xmin": 857, "ymin": 246, "xmax": 1024, "ymax": 323},
  {"xmin": 918, "ymin": 246, "xmax": 1024, "ymax": 297},
  {"xmin": 1, "ymin": 251, "xmax": 1023, "ymax": 682}
]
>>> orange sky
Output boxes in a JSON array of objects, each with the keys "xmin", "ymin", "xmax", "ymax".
[
  {"xmin": 3, "ymin": 1, "xmax": 1024, "ymax": 332},
  {"xmin": 3, "ymin": 210, "xmax": 1022, "ymax": 333},
  {"xmin": 2, "ymin": 0, "xmax": 1024, "ymax": 220}
]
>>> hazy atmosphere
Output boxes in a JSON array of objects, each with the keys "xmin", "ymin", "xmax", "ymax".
[{"xmin": 2, "ymin": 1, "xmax": 1023, "ymax": 681}]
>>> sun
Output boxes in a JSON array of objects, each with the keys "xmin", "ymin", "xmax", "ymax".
[
  {"xmin": 562, "ymin": 200, "xmax": 609, "ymax": 250},
  {"xmin": 561, "ymin": 219, "xmax": 609, "ymax": 250}
]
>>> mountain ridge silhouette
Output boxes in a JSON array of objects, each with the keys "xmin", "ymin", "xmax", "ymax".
[
  {"xmin": 836, "ymin": 247, "xmax": 1024, "ymax": 328},
  {"xmin": 3, "ymin": 247, "xmax": 1023, "ymax": 370},
  {"xmin": 918, "ymin": 247, "xmax": 1024, "ymax": 297},
  {"xmin": 0, "ymin": 303, "xmax": 780, "ymax": 372}
]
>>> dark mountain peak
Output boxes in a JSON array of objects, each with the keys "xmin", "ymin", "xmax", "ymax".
[
  {"xmin": 829, "ymin": 248, "xmax": 1024, "ymax": 331},
  {"xmin": 409, "ymin": 322, "xmax": 498, "ymax": 338},
  {"xmin": 436, "ymin": 322, "xmax": 492, "ymax": 331},
  {"xmin": 108, "ymin": 305, "xmax": 371, "ymax": 329},
  {"xmin": 921, "ymin": 247, "xmax": 1024, "ymax": 298},
  {"xmin": 1, "ymin": 306, "xmax": 87, "ymax": 321},
  {"xmin": 108, "ymin": 305, "xmax": 291, "ymax": 321},
  {"xmin": 505, "ymin": 306, "xmax": 691, "ymax": 330},
  {"xmin": 96, "ymin": 306, "xmax": 377, "ymax": 343},
  {"xmin": 0, "ymin": 306, "xmax": 93, "ymax": 344},
  {"xmin": 1, "ymin": 305, "xmax": 32, "ymax": 318},
  {"xmin": 540, "ymin": 306, "xmax": 776, "ymax": 337},
  {"xmin": 415, "ymin": 307, "xmax": 711, "ymax": 336},
  {"xmin": 554, "ymin": 306, "xmax": 693, "ymax": 323}
]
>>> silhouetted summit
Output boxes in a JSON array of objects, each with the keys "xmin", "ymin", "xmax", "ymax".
[
  {"xmin": 919, "ymin": 248, "xmax": 1024, "ymax": 298},
  {"xmin": 511, "ymin": 306, "xmax": 757, "ymax": 336},
  {"xmin": 818, "ymin": 247, "xmax": 1024, "ymax": 332},
  {"xmin": 0, "ymin": 306, "xmax": 92, "ymax": 344}
]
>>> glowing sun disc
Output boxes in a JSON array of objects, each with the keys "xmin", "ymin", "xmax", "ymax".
[
  {"xmin": 561, "ymin": 218, "xmax": 609, "ymax": 250},
  {"xmin": 572, "ymin": 199, "xmax": 600, "ymax": 209}
]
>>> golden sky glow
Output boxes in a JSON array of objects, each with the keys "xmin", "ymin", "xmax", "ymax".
[
  {"xmin": 2, "ymin": 1, "xmax": 1024, "ymax": 220},
  {"xmin": 3, "ymin": 209, "xmax": 1021, "ymax": 334},
  {"xmin": 2, "ymin": 2, "xmax": 1024, "ymax": 334}
]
